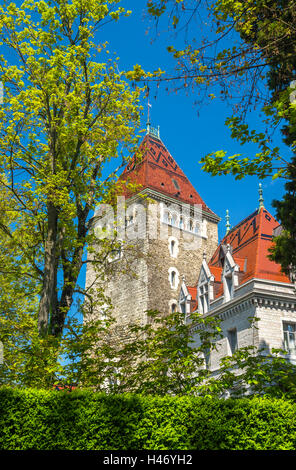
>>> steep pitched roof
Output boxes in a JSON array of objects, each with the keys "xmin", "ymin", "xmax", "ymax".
[
  {"xmin": 187, "ymin": 286, "xmax": 197, "ymax": 300},
  {"xmin": 187, "ymin": 286, "xmax": 198, "ymax": 312},
  {"xmin": 120, "ymin": 133, "xmax": 217, "ymax": 216},
  {"xmin": 208, "ymin": 207, "xmax": 290, "ymax": 296}
]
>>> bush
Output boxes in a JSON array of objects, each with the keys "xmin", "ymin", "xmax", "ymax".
[{"xmin": 0, "ymin": 387, "xmax": 296, "ymax": 450}]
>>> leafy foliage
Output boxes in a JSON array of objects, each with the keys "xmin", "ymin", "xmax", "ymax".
[
  {"xmin": 146, "ymin": 1, "xmax": 296, "ymax": 275},
  {"xmin": 0, "ymin": 0, "xmax": 142, "ymax": 339},
  {"xmin": 59, "ymin": 309, "xmax": 223, "ymax": 395},
  {"xmin": 269, "ymin": 155, "xmax": 296, "ymax": 274}
]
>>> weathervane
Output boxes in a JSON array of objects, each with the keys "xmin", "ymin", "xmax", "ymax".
[{"xmin": 146, "ymin": 94, "xmax": 160, "ymax": 139}]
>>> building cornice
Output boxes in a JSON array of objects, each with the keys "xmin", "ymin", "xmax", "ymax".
[
  {"xmin": 191, "ymin": 282, "xmax": 296, "ymax": 332},
  {"xmin": 130, "ymin": 188, "xmax": 221, "ymax": 223}
]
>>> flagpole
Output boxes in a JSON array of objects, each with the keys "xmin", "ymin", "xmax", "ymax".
[{"xmin": 147, "ymin": 97, "xmax": 151, "ymax": 134}]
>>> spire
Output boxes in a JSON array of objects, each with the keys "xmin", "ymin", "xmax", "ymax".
[
  {"xmin": 226, "ymin": 209, "xmax": 231, "ymax": 234},
  {"xmin": 146, "ymin": 96, "xmax": 160, "ymax": 139},
  {"xmin": 258, "ymin": 183, "xmax": 264, "ymax": 210}
]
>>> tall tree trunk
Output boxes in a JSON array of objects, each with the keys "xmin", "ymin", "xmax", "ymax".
[{"xmin": 38, "ymin": 201, "xmax": 58, "ymax": 336}]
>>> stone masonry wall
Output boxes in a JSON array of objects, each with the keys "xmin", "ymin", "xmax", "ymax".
[{"xmin": 85, "ymin": 193, "xmax": 219, "ymax": 341}]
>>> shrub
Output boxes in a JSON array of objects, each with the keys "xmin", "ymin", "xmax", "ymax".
[{"xmin": 0, "ymin": 387, "xmax": 296, "ymax": 450}]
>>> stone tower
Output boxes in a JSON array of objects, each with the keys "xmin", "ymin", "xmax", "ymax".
[{"xmin": 86, "ymin": 126, "xmax": 220, "ymax": 335}]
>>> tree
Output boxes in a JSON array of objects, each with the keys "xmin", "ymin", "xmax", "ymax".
[
  {"xmin": 145, "ymin": 1, "xmax": 296, "ymax": 275},
  {"xmin": 59, "ymin": 309, "xmax": 296, "ymax": 400},
  {"xmin": 268, "ymin": 155, "xmax": 296, "ymax": 276},
  {"xmin": 0, "ymin": 0, "xmax": 141, "ymax": 339},
  {"xmin": 146, "ymin": 1, "xmax": 295, "ymax": 108},
  {"xmin": 61, "ymin": 309, "xmax": 223, "ymax": 395},
  {"xmin": 144, "ymin": 0, "xmax": 295, "ymax": 174}
]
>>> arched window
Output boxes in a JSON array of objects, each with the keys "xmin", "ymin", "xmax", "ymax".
[
  {"xmin": 171, "ymin": 270, "xmax": 176, "ymax": 287},
  {"xmin": 170, "ymin": 240, "xmax": 176, "ymax": 256},
  {"xmin": 168, "ymin": 236, "xmax": 179, "ymax": 258},
  {"xmin": 171, "ymin": 213, "xmax": 177, "ymax": 226},
  {"xmin": 163, "ymin": 211, "xmax": 169, "ymax": 223},
  {"xmin": 168, "ymin": 267, "xmax": 179, "ymax": 290},
  {"xmin": 171, "ymin": 303, "xmax": 177, "ymax": 313}
]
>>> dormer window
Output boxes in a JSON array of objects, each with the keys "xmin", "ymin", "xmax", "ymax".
[
  {"xmin": 224, "ymin": 271, "xmax": 233, "ymax": 302},
  {"xmin": 172, "ymin": 178, "xmax": 180, "ymax": 190},
  {"xmin": 222, "ymin": 247, "xmax": 239, "ymax": 303},
  {"xmin": 197, "ymin": 258, "xmax": 214, "ymax": 315},
  {"xmin": 199, "ymin": 283, "xmax": 209, "ymax": 314},
  {"xmin": 178, "ymin": 280, "xmax": 192, "ymax": 315}
]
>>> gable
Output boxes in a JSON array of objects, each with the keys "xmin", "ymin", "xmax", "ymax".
[{"xmin": 209, "ymin": 208, "xmax": 290, "ymax": 297}]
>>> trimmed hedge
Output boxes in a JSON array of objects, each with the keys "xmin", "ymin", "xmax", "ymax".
[{"xmin": 1, "ymin": 387, "xmax": 296, "ymax": 449}]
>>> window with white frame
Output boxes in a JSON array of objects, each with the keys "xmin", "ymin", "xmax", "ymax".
[
  {"xmin": 198, "ymin": 262, "xmax": 214, "ymax": 315},
  {"xmin": 194, "ymin": 223, "xmax": 200, "ymax": 234},
  {"xmin": 171, "ymin": 213, "xmax": 178, "ymax": 226},
  {"xmin": 227, "ymin": 328, "xmax": 238, "ymax": 354},
  {"xmin": 283, "ymin": 322, "xmax": 296, "ymax": 354},
  {"xmin": 198, "ymin": 283, "xmax": 209, "ymax": 314},
  {"xmin": 168, "ymin": 267, "xmax": 179, "ymax": 290},
  {"xmin": 171, "ymin": 270, "xmax": 176, "ymax": 288},
  {"xmin": 163, "ymin": 210, "xmax": 169, "ymax": 224},
  {"xmin": 170, "ymin": 240, "xmax": 176, "ymax": 256},
  {"xmin": 168, "ymin": 236, "xmax": 179, "ymax": 258},
  {"xmin": 222, "ymin": 251, "xmax": 239, "ymax": 303}
]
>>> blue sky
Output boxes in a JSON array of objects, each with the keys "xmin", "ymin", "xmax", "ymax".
[{"xmin": 101, "ymin": 0, "xmax": 290, "ymax": 241}]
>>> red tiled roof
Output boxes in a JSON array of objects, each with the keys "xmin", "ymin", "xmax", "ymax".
[
  {"xmin": 208, "ymin": 207, "xmax": 290, "ymax": 299},
  {"xmin": 233, "ymin": 257, "xmax": 245, "ymax": 272},
  {"xmin": 119, "ymin": 133, "xmax": 217, "ymax": 216},
  {"xmin": 187, "ymin": 286, "xmax": 197, "ymax": 300},
  {"xmin": 187, "ymin": 286, "xmax": 198, "ymax": 311},
  {"xmin": 209, "ymin": 265, "xmax": 222, "ymax": 281}
]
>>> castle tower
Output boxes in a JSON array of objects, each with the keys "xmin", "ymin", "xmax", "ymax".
[{"xmin": 86, "ymin": 126, "xmax": 220, "ymax": 335}]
